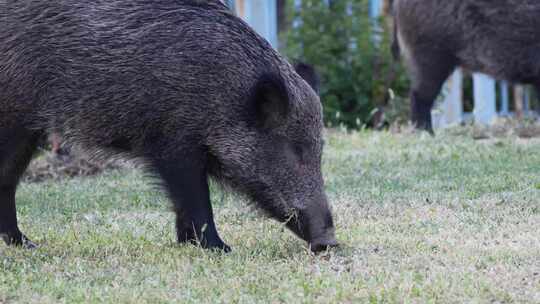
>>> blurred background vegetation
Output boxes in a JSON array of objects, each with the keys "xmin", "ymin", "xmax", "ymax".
[
  {"xmin": 278, "ymin": 0, "xmax": 410, "ymax": 129},
  {"xmin": 275, "ymin": 0, "xmax": 538, "ymax": 129}
]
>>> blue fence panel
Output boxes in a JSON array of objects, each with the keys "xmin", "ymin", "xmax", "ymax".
[
  {"xmin": 241, "ymin": 0, "xmax": 279, "ymax": 49},
  {"xmin": 369, "ymin": 0, "xmax": 382, "ymax": 18},
  {"xmin": 226, "ymin": 0, "xmax": 235, "ymax": 10}
]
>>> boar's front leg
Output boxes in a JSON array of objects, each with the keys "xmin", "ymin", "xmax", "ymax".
[
  {"xmin": 0, "ymin": 128, "xmax": 41, "ymax": 248},
  {"xmin": 154, "ymin": 156, "xmax": 230, "ymax": 252}
]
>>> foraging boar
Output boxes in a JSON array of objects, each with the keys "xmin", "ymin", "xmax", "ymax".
[
  {"xmin": 0, "ymin": 0, "xmax": 337, "ymax": 253},
  {"xmin": 392, "ymin": 0, "xmax": 540, "ymax": 132}
]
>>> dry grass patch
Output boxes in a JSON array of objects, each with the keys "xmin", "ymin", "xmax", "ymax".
[{"xmin": 2, "ymin": 128, "xmax": 539, "ymax": 303}]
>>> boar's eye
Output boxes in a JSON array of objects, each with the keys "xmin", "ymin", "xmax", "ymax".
[
  {"xmin": 293, "ymin": 144, "xmax": 304, "ymax": 159},
  {"xmin": 293, "ymin": 143, "xmax": 312, "ymax": 164},
  {"xmin": 291, "ymin": 141, "xmax": 319, "ymax": 164}
]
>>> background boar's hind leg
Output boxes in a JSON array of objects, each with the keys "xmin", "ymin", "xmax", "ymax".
[
  {"xmin": 410, "ymin": 56, "xmax": 456, "ymax": 134},
  {"xmin": 0, "ymin": 128, "xmax": 41, "ymax": 248},
  {"xmin": 154, "ymin": 158, "xmax": 230, "ymax": 252}
]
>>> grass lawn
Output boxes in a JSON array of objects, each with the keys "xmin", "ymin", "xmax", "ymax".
[{"xmin": 1, "ymin": 129, "xmax": 539, "ymax": 303}]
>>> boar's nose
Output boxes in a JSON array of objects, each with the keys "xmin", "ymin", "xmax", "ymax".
[
  {"xmin": 309, "ymin": 228, "xmax": 339, "ymax": 253},
  {"xmin": 308, "ymin": 208, "xmax": 338, "ymax": 253}
]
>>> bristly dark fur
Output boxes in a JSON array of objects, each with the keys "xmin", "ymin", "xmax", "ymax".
[
  {"xmin": 392, "ymin": 0, "xmax": 540, "ymax": 132},
  {"xmin": 0, "ymin": 0, "xmax": 337, "ymax": 252}
]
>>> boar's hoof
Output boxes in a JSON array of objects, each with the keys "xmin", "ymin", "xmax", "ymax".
[
  {"xmin": 193, "ymin": 237, "xmax": 231, "ymax": 252},
  {"xmin": 21, "ymin": 236, "xmax": 39, "ymax": 249},
  {"xmin": 206, "ymin": 242, "xmax": 231, "ymax": 253},
  {"xmin": 1, "ymin": 233, "xmax": 38, "ymax": 249},
  {"xmin": 189, "ymin": 239, "xmax": 231, "ymax": 253},
  {"xmin": 412, "ymin": 126, "xmax": 435, "ymax": 136},
  {"xmin": 177, "ymin": 230, "xmax": 231, "ymax": 252},
  {"xmin": 413, "ymin": 122, "xmax": 435, "ymax": 136}
]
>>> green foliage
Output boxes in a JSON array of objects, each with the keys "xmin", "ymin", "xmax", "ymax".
[{"xmin": 283, "ymin": 0, "xmax": 409, "ymax": 128}]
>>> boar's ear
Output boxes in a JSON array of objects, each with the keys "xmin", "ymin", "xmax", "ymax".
[
  {"xmin": 294, "ymin": 62, "xmax": 320, "ymax": 94},
  {"xmin": 252, "ymin": 73, "xmax": 290, "ymax": 129}
]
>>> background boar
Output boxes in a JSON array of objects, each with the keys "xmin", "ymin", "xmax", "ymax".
[
  {"xmin": 0, "ymin": 0, "xmax": 337, "ymax": 252},
  {"xmin": 392, "ymin": 0, "xmax": 540, "ymax": 132}
]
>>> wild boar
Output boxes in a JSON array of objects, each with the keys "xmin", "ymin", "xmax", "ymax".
[
  {"xmin": 0, "ymin": 0, "xmax": 337, "ymax": 253},
  {"xmin": 392, "ymin": 0, "xmax": 540, "ymax": 132}
]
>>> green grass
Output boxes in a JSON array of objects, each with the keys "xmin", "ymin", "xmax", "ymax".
[{"xmin": 2, "ymin": 129, "xmax": 539, "ymax": 303}]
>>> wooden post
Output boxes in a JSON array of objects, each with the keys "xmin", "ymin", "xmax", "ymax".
[
  {"xmin": 500, "ymin": 81, "xmax": 510, "ymax": 116},
  {"xmin": 514, "ymin": 85, "xmax": 524, "ymax": 119},
  {"xmin": 442, "ymin": 70, "xmax": 463, "ymax": 126},
  {"xmin": 234, "ymin": 0, "xmax": 245, "ymax": 18},
  {"xmin": 473, "ymin": 73, "xmax": 497, "ymax": 125},
  {"xmin": 382, "ymin": 0, "xmax": 393, "ymax": 15},
  {"xmin": 524, "ymin": 87, "xmax": 531, "ymax": 116}
]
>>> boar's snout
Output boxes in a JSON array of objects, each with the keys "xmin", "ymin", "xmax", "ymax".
[
  {"xmin": 309, "ymin": 229, "xmax": 339, "ymax": 253},
  {"xmin": 285, "ymin": 199, "xmax": 338, "ymax": 253},
  {"xmin": 310, "ymin": 218, "xmax": 339, "ymax": 251}
]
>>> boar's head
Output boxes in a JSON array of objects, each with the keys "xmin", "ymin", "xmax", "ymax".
[{"xmin": 207, "ymin": 63, "xmax": 337, "ymax": 252}]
